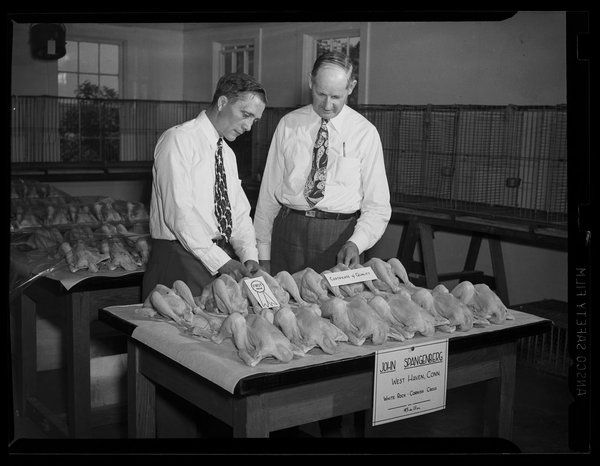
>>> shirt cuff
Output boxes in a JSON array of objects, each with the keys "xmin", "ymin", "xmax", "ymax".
[
  {"xmin": 257, "ymin": 242, "xmax": 271, "ymax": 261},
  {"xmin": 235, "ymin": 246, "xmax": 259, "ymax": 265},
  {"xmin": 347, "ymin": 231, "xmax": 370, "ymax": 256},
  {"xmin": 196, "ymin": 243, "xmax": 233, "ymax": 275}
]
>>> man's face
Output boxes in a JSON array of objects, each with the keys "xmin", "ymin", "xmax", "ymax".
[
  {"xmin": 309, "ymin": 65, "xmax": 356, "ymax": 120},
  {"xmin": 216, "ymin": 93, "xmax": 265, "ymax": 141}
]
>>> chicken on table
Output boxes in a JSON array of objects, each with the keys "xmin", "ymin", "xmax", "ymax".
[{"xmin": 140, "ymin": 257, "xmax": 516, "ymax": 367}]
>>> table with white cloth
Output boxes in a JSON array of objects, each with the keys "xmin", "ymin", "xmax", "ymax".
[{"xmin": 99, "ymin": 304, "xmax": 551, "ymax": 439}]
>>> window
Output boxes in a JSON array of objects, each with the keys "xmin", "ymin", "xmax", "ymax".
[
  {"xmin": 315, "ymin": 35, "xmax": 360, "ymax": 106},
  {"xmin": 58, "ymin": 40, "xmax": 120, "ymax": 97},
  {"xmin": 220, "ymin": 42, "xmax": 254, "ymax": 76}
]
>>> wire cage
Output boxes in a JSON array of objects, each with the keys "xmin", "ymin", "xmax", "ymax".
[
  {"xmin": 11, "ymin": 97, "xmax": 567, "ymax": 230},
  {"xmin": 251, "ymin": 104, "xmax": 567, "ymax": 229},
  {"xmin": 514, "ymin": 300, "xmax": 569, "ymax": 378}
]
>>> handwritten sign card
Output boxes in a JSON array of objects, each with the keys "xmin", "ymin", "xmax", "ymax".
[
  {"xmin": 372, "ymin": 339, "xmax": 449, "ymax": 426},
  {"xmin": 322, "ymin": 266, "xmax": 378, "ymax": 287}
]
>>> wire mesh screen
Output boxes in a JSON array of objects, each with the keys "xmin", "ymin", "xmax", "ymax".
[
  {"xmin": 11, "ymin": 95, "xmax": 209, "ymax": 165},
  {"xmin": 251, "ymin": 104, "xmax": 567, "ymax": 227},
  {"xmin": 11, "ymin": 97, "xmax": 567, "ymax": 227}
]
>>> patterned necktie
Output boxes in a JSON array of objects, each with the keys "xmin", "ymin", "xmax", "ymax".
[
  {"xmin": 304, "ymin": 118, "xmax": 329, "ymax": 207},
  {"xmin": 214, "ymin": 138, "xmax": 232, "ymax": 242}
]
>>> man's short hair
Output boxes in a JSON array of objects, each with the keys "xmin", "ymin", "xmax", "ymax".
[
  {"xmin": 211, "ymin": 73, "xmax": 267, "ymax": 106},
  {"xmin": 310, "ymin": 51, "xmax": 356, "ymax": 88}
]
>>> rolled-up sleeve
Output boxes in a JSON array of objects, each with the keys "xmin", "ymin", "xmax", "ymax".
[
  {"xmin": 253, "ymin": 120, "xmax": 285, "ymax": 260},
  {"xmin": 153, "ymin": 130, "xmax": 231, "ymax": 274},
  {"xmin": 348, "ymin": 127, "xmax": 391, "ymax": 254}
]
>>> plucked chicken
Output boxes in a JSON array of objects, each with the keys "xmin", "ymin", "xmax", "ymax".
[
  {"xmin": 140, "ymin": 281, "xmax": 196, "ymax": 325},
  {"xmin": 275, "ymin": 271, "xmax": 308, "ymax": 305},
  {"xmin": 451, "ymin": 281, "xmax": 514, "ymax": 324},
  {"xmin": 106, "ymin": 237, "xmax": 142, "ymax": 271},
  {"xmin": 272, "ymin": 305, "xmax": 316, "ymax": 354},
  {"xmin": 292, "ymin": 267, "xmax": 331, "ymax": 304},
  {"xmin": 289, "ymin": 303, "xmax": 348, "ymax": 354},
  {"xmin": 213, "ymin": 312, "xmax": 304, "ymax": 367},
  {"xmin": 196, "ymin": 273, "xmax": 249, "ymax": 315},
  {"xmin": 60, "ymin": 240, "xmax": 110, "ymax": 273},
  {"xmin": 363, "ymin": 257, "xmax": 402, "ymax": 293}
]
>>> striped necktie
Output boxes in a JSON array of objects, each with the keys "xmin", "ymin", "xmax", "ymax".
[
  {"xmin": 214, "ymin": 138, "xmax": 232, "ymax": 242},
  {"xmin": 304, "ymin": 118, "xmax": 329, "ymax": 207}
]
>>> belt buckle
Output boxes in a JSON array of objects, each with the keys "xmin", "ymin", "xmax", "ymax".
[{"xmin": 305, "ymin": 210, "xmax": 316, "ymax": 218}]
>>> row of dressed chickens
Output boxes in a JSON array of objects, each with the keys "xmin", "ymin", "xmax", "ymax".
[
  {"xmin": 141, "ymin": 257, "xmax": 514, "ymax": 367},
  {"xmin": 11, "ymin": 196, "xmax": 149, "ymax": 231}
]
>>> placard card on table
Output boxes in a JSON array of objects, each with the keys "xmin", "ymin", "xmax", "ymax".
[
  {"xmin": 242, "ymin": 276, "xmax": 280, "ymax": 309},
  {"xmin": 322, "ymin": 266, "xmax": 378, "ymax": 287},
  {"xmin": 372, "ymin": 339, "xmax": 449, "ymax": 426}
]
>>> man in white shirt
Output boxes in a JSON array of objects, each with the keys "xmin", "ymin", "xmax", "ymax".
[
  {"xmin": 254, "ymin": 51, "xmax": 391, "ymax": 276},
  {"xmin": 142, "ymin": 73, "xmax": 267, "ymax": 300}
]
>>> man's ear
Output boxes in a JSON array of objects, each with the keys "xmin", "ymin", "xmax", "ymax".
[
  {"xmin": 307, "ymin": 73, "xmax": 313, "ymax": 90},
  {"xmin": 347, "ymin": 79, "xmax": 358, "ymax": 95},
  {"xmin": 217, "ymin": 95, "xmax": 228, "ymax": 111}
]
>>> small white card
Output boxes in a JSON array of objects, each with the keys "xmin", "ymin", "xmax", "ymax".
[
  {"xmin": 242, "ymin": 276, "xmax": 280, "ymax": 309},
  {"xmin": 372, "ymin": 339, "xmax": 449, "ymax": 426},
  {"xmin": 322, "ymin": 266, "xmax": 378, "ymax": 287}
]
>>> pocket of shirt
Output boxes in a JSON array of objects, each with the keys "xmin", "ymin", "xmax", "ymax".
[{"xmin": 330, "ymin": 153, "xmax": 360, "ymax": 183}]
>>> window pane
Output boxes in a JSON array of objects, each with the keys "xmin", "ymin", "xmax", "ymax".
[
  {"xmin": 58, "ymin": 41, "xmax": 78, "ymax": 72},
  {"xmin": 247, "ymin": 50, "xmax": 254, "ymax": 76},
  {"xmin": 236, "ymin": 51, "xmax": 244, "ymax": 73},
  {"xmin": 79, "ymin": 42, "xmax": 99, "ymax": 73},
  {"xmin": 100, "ymin": 44, "xmax": 119, "ymax": 74},
  {"xmin": 100, "ymin": 75, "xmax": 119, "ymax": 95},
  {"xmin": 58, "ymin": 72, "xmax": 79, "ymax": 97},
  {"xmin": 79, "ymin": 74, "xmax": 99, "ymax": 86},
  {"xmin": 224, "ymin": 53, "xmax": 232, "ymax": 74}
]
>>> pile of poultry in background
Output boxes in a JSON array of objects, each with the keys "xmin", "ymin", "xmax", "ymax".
[
  {"xmin": 140, "ymin": 257, "xmax": 515, "ymax": 367},
  {"xmin": 10, "ymin": 178, "xmax": 151, "ymax": 274}
]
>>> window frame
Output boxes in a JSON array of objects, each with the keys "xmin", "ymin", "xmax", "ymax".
[
  {"xmin": 57, "ymin": 35, "xmax": 124, "ymax": 98},
  {"xmin": 301, "ymin": 25, "xmax": 369, "ymax": 105},
  {"xmin": 212, "ymin": 29, "xmax": 262, "ymax": 92}
]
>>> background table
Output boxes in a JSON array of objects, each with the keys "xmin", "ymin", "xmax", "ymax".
[
  {"xmin": 10, "ymin": 272, "xmax": 143, "ymax": 438},
  {"xmin": 100, "ymin": 306, "xmax": 551, "ymax": 439}
]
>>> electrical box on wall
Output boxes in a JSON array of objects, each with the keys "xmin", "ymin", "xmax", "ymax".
[{"xmin": 29, "ymin": 23, "xmax": 66, "ymax": 60}]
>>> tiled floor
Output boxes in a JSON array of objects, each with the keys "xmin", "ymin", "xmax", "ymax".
[{"xmin": 10, "ymin": 362, "xmax": 574, "ymax": 453}]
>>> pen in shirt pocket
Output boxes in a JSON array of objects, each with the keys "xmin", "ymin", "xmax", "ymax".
[{"xmin": 342, "ymin": 142, "xmax": 346, "ymax": 157}]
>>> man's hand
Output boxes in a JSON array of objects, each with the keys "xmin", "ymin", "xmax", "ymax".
[
  {"xmin": 218, "ymin": 259, "xmax": 251, "ymax": 281},
  {"xmin": 337, "ymin": 241, "xmax": 360, "ymax": 268},
  {"xmin": 259, "ymin": 259, "xmax": 271, "ymax": 274},
  {"xmin": 244, "ymin": 259, "xmax": 260, "ymax": 275}
]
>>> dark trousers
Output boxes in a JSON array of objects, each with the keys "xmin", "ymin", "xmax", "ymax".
[
  {"xmin": 270, "ymin": 208, "xmax": 358, "ymax": 275},
  {"xmin": 270, "ymin": 208, "xmax": 357, "ymax": 436},
  {"xmin": 142, "ymin": 239, "xmax": 227, "ymax": 301}
]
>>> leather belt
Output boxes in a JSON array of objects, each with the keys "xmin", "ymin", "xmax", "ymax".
[{"xmin": 283, "ymin": 206, "xmax": 359, "ymax": 220}]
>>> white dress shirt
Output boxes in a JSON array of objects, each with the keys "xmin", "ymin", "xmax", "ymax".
[
  {"xmin": 149, "ymin": 111, "xmax": 258, "ymax": 275},
  {"xmin": 254, "ymin": 104, "xmax": 391, "ymax": 260}
]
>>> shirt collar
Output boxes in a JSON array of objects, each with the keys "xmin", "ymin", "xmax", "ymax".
[
  {"xmin": 309, "ymin": 104, "xmax": 350, "ymax": 133},
  {"xmin": 197, "ymin": 110, "xmax": 221, "ymax": 148}
]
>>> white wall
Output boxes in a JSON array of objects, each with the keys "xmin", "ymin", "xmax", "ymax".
[
  {"xmin": 11, "ymin": 22, "xmax": 184, "ymax": 100},
  {"xmin": 367, "ymin": 12, "xmax": 566, "ymax": 105}
]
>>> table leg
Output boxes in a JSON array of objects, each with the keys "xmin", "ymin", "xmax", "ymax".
[
  {"xmin": 418, "ymin": 222, "xmax": 439, "ymax": 289},
  {"xmin": 489, "ymin": 238, "xmax": 509, "ymax": 305},
  {"xmin": 65, "ymin": 292, "xmax": 91, "ymax": 438},
  {"xmin": 13, "ymin": 293, "xmax": 37, "ymax": 418},
  {"xmin": 483, "ymin": 342, "xmax": 516, "ymax": 440},
  {"xmin": 128, "ymin": 340, "xmax": 156, "ymax": 438},
  {"xmin": 232, "ymin": 395, "xmax": 269, "ymax": 437}
]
